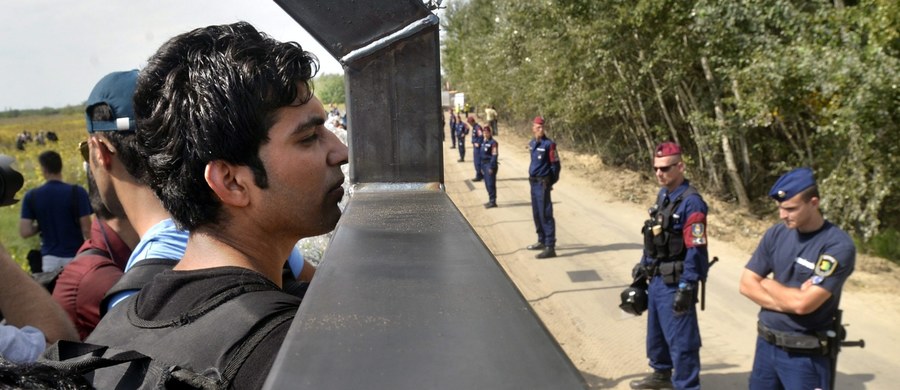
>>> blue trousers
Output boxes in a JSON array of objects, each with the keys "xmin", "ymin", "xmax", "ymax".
[
  {"xmin": 646, "ymin": 276, "xmax": 701, "ymax": 390},
  {"xmin": 482, "ymin": 163, "xmax": 497, "ymax": 203},
  {"xmin": 450, "ymin": 125, "xmax": 457, "ymax": 147},
  {"xmin": 457, "ymin": 139, "xmax": 465, "ymax": 161},
  {"xmin": 472, "ymin": 143, "xmax": 483, "ymax": 179},
  {"xmin": 749, "ymin": 336, "xmax": 830, "ymax": 390},
  {"xmin": 529, "ymin": 179, "xmax": 555, "ymax": 247}
]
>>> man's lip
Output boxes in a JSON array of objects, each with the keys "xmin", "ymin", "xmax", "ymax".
[{"xmin": 328, "ymin": 177, "xmax": 346, "ymax": 197}]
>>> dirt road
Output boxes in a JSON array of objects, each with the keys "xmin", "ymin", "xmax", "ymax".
[{"xmin": 442, "ymin": 129, "xmax": 899, "ymax": 389}]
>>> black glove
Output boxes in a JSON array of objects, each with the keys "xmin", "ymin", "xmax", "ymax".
[
  {"xmin": 632, "ymin": 263, "xmax": 648, "ymax": 280},
  {"xmin": 673, "ymin": 283, "xmax": 695, "ymax": 315}
]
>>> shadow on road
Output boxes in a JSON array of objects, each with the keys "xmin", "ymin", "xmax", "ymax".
[{"xmin": 554, "ymin": 243, "xmax": 644, "ymax": 258}]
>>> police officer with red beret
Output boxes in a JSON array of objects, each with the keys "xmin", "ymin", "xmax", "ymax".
[
  {"xmin": 631, "ymin": 142, "xmax": 709, "ymax": 390},
  {"xmin": 525, "ymin": 116, "xmax": 561, "ymax": 259},
  {"xmin": 740, "ymin": 167, "xmax": 855, "ymax": 390}
]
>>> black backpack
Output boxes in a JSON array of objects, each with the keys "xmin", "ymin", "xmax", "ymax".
[{"xmin": 39, "ymin": 283, "xmax": 298, "ymax": 389}]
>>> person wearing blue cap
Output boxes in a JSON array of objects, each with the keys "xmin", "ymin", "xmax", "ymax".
[
  {"xmin": 19, "ymin": 150, "xmax": 92, "ymax": 272},
  {"xmin": 630, "ymin": 141, "xmax": 708, "ymax": 390},
  {"xmin": 740, "ymin": 167, "xmax": 856, "ymax": 390}
]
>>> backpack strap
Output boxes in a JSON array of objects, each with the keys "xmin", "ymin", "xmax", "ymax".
[{"xmin": 100, "ymin": 259, "xmax": 176, "ymax": 316}]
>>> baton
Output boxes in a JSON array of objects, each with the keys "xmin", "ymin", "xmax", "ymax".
[{"xmin": 701, "ymin": 256, "xmax": 719, "ymax": 311}]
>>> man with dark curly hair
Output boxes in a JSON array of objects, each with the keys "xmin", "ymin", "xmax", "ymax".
[{"xmin": 85, "ymin": 22, "xmax": 348, "ymax": 388}]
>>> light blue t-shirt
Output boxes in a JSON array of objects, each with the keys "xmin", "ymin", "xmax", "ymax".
[
  {"xmin": 107, "ymin": 218, "xmax": 304, "ymax": 309},
  {"xmin": 0, "ymin": 325, "xmax": 45, "ymax": 363}
]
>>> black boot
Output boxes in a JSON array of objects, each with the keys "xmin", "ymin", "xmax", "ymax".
[
  {"xmin": 535, "ymin": 247, "xmax": 556, "ymax": 259},
  {"xmin": 526, "ymin": 242, "xmax": 545, "ymax": 250},
  {"xmin": 629, "ymin": 370, "xmax": 673, "ymax": 390}
]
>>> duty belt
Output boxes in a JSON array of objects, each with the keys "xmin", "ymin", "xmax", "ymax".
[{"xmin": 757, "ymin": 321, "xmax": 827, "ymax": 355}]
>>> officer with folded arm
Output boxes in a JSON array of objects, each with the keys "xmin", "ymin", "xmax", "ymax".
[
  {"xmin": 739, "ymin": 167, "xmax": 855, "ymax": 390},
  {"xmin": 630, "ymin": 142, "xmax": 709, "ymax": 390}
]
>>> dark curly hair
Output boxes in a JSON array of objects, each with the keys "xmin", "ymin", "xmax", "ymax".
[{"xmin": 133, "ymin": 22, "xmax": 319, "ymax": 230}]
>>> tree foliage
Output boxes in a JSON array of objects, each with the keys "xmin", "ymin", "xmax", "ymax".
[
  {"xmin": 442, "ymin": 0, "xmax": 900, "ymax": 242},
  {"xmin": 314, "ymin": 73, "xmax": 346, "ymax": 105}
]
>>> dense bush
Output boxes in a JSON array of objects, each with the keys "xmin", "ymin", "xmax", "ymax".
[{"xmin": 442, "ymin": 0, "xmax": 899, "ymax": 252}]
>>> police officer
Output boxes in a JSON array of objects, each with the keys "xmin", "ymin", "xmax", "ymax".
[
  {"xmin": 448, "ymin": 111, "xmax": 457, "ymax": 149},
  {"xmin": 525, "ymin": 116, "xmax": 560, "ymax": 259},
  {"xmin": 739, "ymin": 167, "xmax": 855, "ymax": 390},
  {"xmin": 469, "ymin": 116, "xmax": 484, "ymax": 182},
  {"xmin": 481, "ymin": 126, "xmax": 498, "ymax": 208},
  {"xmin": 455, "ymin": 116, "xmax": 468, "ymax": 162},
  {"xmin": 630, "ymin": 142, "xmax": 708, "ymax": 390}
]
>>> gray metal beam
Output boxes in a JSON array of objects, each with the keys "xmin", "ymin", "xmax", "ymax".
[{"xmin": 265, "ymin": 1, "xmax": 587, "ymax": 388}]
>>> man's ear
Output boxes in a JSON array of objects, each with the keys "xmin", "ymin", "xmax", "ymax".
[
  {"xmin": 90, "ymin": 136, "xmax": 115, "ymax": 170},
  {"xmin": 205, "ymin": 160, "xmax": 251, "ymax": 207}
]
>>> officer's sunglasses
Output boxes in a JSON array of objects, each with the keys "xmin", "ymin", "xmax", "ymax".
[
  {"xmin": 653, "ymin": 162, "xmax": 679, "ymax": 173},
  {"xmin": 78, "ymin": 140, "xmax": 90, "ymax": 162}
]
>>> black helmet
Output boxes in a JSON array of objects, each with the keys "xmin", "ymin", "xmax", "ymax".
[{"xmin": 619, "ymin": 278, "xmax": 648, "ymax": 316}]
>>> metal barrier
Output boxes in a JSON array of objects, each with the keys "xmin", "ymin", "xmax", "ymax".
[{"xmin": 264, "ymin": 1, "xmax": 586, "ymax": 388}]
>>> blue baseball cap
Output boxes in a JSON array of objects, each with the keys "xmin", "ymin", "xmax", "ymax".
[
  {"xmin": 85, "ymin": 70, "xmax": 138, "ymax": 133},
  {"xmin": 769, "ymin": 167, "xmax": 816, "ymax": 201}
]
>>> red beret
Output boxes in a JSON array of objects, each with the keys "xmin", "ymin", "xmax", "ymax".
[
  {"xmin": 533, "ymin": 116, "xmax": 544, "ymax": 125},
  {"xmin": 655, "ymin": 142, "xmax": 681, "ymax": 157}
]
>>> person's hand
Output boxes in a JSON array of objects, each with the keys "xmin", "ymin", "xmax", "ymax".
[
  {"xmin": 488, "ymin": 169, "xmax": 494, "ymax": 175},
  {"xmin": 632, "ymin": 263, "xmax": 648, "ymax": 280},
  {"xmin": 673, "ymin": 283, "xmax": 694, "ymax": 315}
]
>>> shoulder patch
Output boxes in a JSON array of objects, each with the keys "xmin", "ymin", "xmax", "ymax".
[{"xmin": 814, "ymin": 254, "xmax": 838, "ymax": 277}]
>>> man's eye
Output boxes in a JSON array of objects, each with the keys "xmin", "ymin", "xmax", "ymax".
[{"xmin": 301, "ymin": 133, "xmax": 319, "ymax": 143}]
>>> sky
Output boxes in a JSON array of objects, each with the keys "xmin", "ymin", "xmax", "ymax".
[{"xmin": 0, "ymin": 0, "xmax": 344, "ymax": 111}]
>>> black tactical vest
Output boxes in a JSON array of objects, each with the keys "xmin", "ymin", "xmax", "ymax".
[{"xmin": 642, "ymin": 185, "xmax": 699, "ymax": 261}]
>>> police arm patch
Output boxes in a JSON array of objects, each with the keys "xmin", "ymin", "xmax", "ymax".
[
  {"xmin": 814, "ymin": 254, "xmax": 838, "ymax": 278},
  {"xmin": 683, "ymin": 212, "xmax": 707, "ymax": 248}
]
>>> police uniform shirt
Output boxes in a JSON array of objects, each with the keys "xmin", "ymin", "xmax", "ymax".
[
  {"xmin": 745, "ymin": 221, "xmax": 856, "ymax": 333},
  {"xmin": 481, "ymin": 139, "xmax": 498, "ymax": 166},
  {"xmin": 528, "ymin": 137, "xmax": 559, "ymax": 178},
  {"xmin": 641, "ymin": 180, "xmax": 709, "ymax": 284}
]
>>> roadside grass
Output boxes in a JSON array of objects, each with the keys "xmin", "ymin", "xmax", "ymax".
[{"xmin": 0, "ymin": 113, "xmax": 88, "ymax": 271}]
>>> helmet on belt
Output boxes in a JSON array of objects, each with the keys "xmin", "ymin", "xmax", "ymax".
[{"xmin": 619, "ymin": 278, "xmax": 648, "ymax": 316}]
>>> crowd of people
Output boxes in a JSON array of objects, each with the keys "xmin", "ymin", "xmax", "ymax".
[{"xmin": 0, "ymin": 20, "xmax": 856, "ymax": 390}]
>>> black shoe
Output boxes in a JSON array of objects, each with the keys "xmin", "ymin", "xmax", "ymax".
[
  {"xmin": 484, "ymin": 202, "xmax": 497, "ymax": 209},
  {"xmin": 472, "ymin": 177, "xmax": 482, "ymax": 182},
  {"xmin": 457, "ymin": 159, "xmax": 464, "ymax": 162},
  {"xmin": 526, "ymin": 243, "xmax": 545, "ymax": 250},
  {"xmin": 450, "ymin": 146, "xmax": 456, "ymax": 149},
  {"xmin": 629, "ymin": 371, "xmax": 673, "ymax": 390},
  {"xmin": 535, "ymin": 247, "xmax": 556, "ymax": 259}
]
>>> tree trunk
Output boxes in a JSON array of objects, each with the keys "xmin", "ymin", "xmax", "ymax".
[
  {"xmin": 676, "ymin": 81, "xmax": 723, "ymax": 192},
  {"xmin": 650, "ymin": 69, "xmax": 679, "ymax": 145},
  {"xmin": 731, "ymin": 79, "xmax": 752, "ymax": 187},
  {"xmin": 700, "ymin": 55, "xmax": 750, "ymax": 210}
]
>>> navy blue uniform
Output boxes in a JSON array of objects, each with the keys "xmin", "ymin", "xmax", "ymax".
[
  {"xmin": 455, "ymin": 122, "xmax": 468, "ymax": 161},
  {"xmin": 639, "ymin": 181, "xmax": 708, "ymax": 390},
  {"xmin": 528, "ymin": 136, "xmax": 560, "ymax": 248},
  {"xmin": 449, "ymin": 114, "xmax": 457, "ymax": 148},
  {"xmin": 481, "ymin": 138, "xmax": 498, "ymax": 204},
  {"xmin": 470, "ymin": 123, "xmax": 483, "ymax": 180},
  {"xmin": 745, "ymin": 221, "xmax": 855, "ymax": 390}
]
